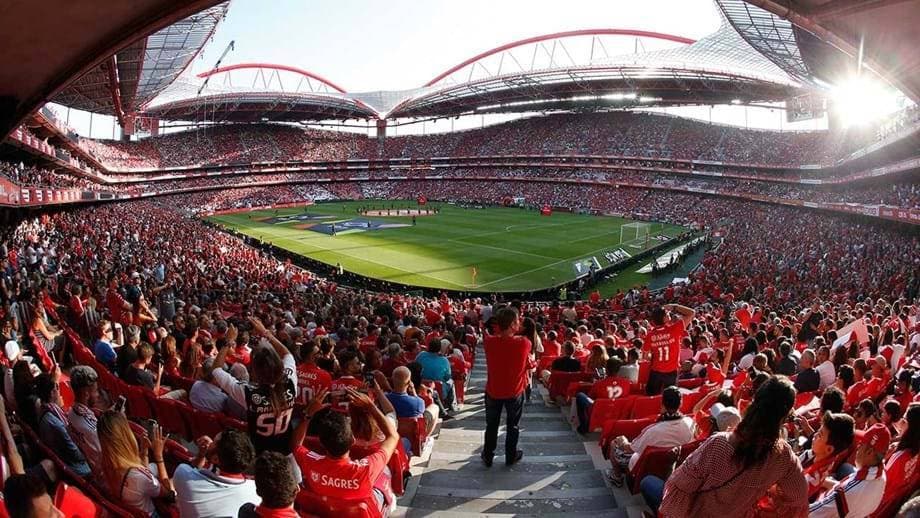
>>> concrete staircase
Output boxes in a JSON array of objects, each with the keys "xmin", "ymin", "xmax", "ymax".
[{"xmin": 395, "ymin": 354, "xmax": 649, "ymax": 517}]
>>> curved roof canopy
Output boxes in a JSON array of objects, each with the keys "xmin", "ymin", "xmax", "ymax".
[
  {"xmin": 0, "ymin": 0, "xmax": 226, "ymax": 138},
  {"xmin": 144, "ymin": 63, "xmax": 379, "ymax": 122},
  {"xmin": 734, "ymin": 0, "xmax": 920, "ymax": 102},
  {"xmin": 142, "ymin": 24, "xmax": 816, "ymax": 122},
  {"xmin": 51, "ymin": 2, "xmax": 230, "ymax": 124}
]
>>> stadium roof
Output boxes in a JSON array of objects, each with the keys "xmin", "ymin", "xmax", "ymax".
[
  {"xmin": 0, "ymin": 0, "xmax": 227, "ymax": 139},
  {"xmin": 143, "ymin": 23, "xmax": 816, "ymax": 122},
  {"xmin": 733, "ymin": 0, "xmax": 920, "ymax": 102},
  {"xmin": 51, "ymin": 3, "xmax": 230, "ymax": 124}
]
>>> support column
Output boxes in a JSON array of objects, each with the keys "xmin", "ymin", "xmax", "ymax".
[{"xmin": 375, "ymin": 119, "xmax": 387, "ymax": 157}]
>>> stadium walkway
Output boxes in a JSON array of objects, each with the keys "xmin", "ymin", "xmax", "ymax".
[{"xmin": 395, "ymin": 356, "xmax": 646, "ymax": 517}]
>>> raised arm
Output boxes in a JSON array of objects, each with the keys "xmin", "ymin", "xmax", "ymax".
[
  {"xmin": 249, "ymin": 317, "xmax": 290, "ymax": 360},
  {"xmin": 665, "ymin": 304, "xmax": 696, "ymax": 328}
]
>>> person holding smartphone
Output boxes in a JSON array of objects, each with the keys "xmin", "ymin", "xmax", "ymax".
[{"xmin": 210, "ymin": 317, "xmax": 297, "ymax": 455}]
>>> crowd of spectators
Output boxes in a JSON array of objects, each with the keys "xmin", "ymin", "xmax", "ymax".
[
  {"xmin": 78, "ymin": 111, "xmax": 915, "ymax": 172},
  {"xmin": 0, "ymin": 161, "xmax": 110, "ymax": 191},
  {"xmin": 82, "ymin": 125, "xmax": 373, "ymax": 170},
  {"xmin": 0, "ymin": 173, "xmax": 916, "ymax": 515}
]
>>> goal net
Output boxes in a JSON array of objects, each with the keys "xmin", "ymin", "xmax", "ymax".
[{"xmin": 620, "ymin": 222, "xmax": 652, "ymax": 244}]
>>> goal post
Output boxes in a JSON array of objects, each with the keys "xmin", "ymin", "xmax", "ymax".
[{"xmin": 620, "ymin": 222, "xmax": 652, "ymax": 244}]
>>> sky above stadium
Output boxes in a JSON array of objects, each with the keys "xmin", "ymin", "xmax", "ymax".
[{"xmin": 189, "ymin": 0, "xmax": 723, "ymax": 91}]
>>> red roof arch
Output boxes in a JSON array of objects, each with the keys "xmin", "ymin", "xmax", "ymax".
[
  {"xmin": 424, "ymin": 28, "xmax": 696, "ymax": 87},
  {"xmin": 196, "ymin": 63, "xmax": 348, "ymax": 93}
]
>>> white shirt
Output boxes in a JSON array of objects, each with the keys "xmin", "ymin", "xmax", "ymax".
[
  {"xmin": 173, "ymin": 464, "xmax": 259, "ymax": 518},
  {"xmin": 809, "ymin": 465, "xmax": 886, "ymax": 518},
  {"xmin": 120, "ymin": 465, "xmax": 161, "ymax": 515},
  {"xmin": 628, "ymin": 416, "xmax": 696, "ymax": 471},
  {"xmin": 816, "ymin": 360, "xmax": 836, "ymax": 390}
]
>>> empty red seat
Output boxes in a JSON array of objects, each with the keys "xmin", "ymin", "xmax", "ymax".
[
  {"xmin": 190, "ymin": 407, "xmax": 224, "ymax": 439},
  {"xmin": 153, "ymin": 397, "xmax": 191, "ymax": 439},
  {"xmin": 123, "ymin": 384, "xmax": 155, "ymax": 420},
  {"xmin": 547, "ymin": 371, "xmax": 591, "ymax": 402},
  {"xmin": 631, "ymin": 395, "xmax": 662, "ymax": 419},
  {"xmin": 588, "ymin": 396, "xmax": 636, "ymax": 433},
  {"xmin": 679, "ymin": 390, "xmax": 704, "ymax": 414}
]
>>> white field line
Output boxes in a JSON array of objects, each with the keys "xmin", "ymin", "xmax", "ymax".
[
  {"xmin": 474, "ymin": 231, "xmax": 663, "ymax": 289},
  {"xmin": 446, "ymin": 220, "xmax": 583, "ymax": 243}
]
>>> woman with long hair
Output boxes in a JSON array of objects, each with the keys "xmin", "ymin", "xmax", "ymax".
[
  {"xmin": 211, "ymin": 317, "xmax": 297, "ymax": 455},
  {"xmin": 98, "ymin": 410, "xmax": 173, "ymax": 516},
  {"xmin": 585, "ymin": 345, "xmax": 609, "ymax": 373},
  {"xmin": 656, "ymin": 376, "xmax": 807, "ymax": 517},
  {"xmin": 519, "ymin": 317, "xmax": 541, "ymax": 402}
]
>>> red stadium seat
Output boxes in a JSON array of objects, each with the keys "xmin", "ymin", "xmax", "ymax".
[
  {"xmin": 123, "ymin": 384, "xmax": 155, "ymax": 421},
  {"xmin": 59, "ymin": 377, "xmax": 75, "ymax": 411},
  {"xmin": 599, "ymin": 417, "xmax": 655, "ymax": 458},
  {"xmin": 677, "ymin": 378, "xmax": 704, "ymax": 390},
  {"xmin": 453, "ymin": 376, "xmax": 466, "ymax": 405},
  {"xmin": 794, "ymin": 390, "xmax": 817, "ymax": 409},
  {"xmin": 397, "ymin": 416, "xmax": 428, "ymax": 457},
  {"xmin": 547, "ymin": 371, "xmax": 591, "ymax": 402},
  {"xmin": 631, "ymin": 395, "xmax": 662, "ymax": 419},
  {"xmin": 153, "ymin": 397, "xmax": 192, "ymax": 440},
  {"xmin": 54, "ymin": 483, "xmax": 99, "ymax": 518},
  {"xmin": 627, "ymin": 445, "xmax": 677, "ymax": 493},
  {"xmin": 675, "ymin": 438, "xmax": 705, "ymax": 465},
  {"xmin": 637, "ymin": 361, "xmax": 650, "ymax": 388},
  {"xmin": 679, "ymin": 390, "xmax": 704, "ymax": 414},
  {"xmin": 588, "ymin": 396, "xmax": 636, "ymax": 433},
  {"xmin": 295, "ymin": 490, "xmax": 379, "ymax": 518},
  {"xmin": 190, "ymin": 408, "xmax": 224, "ymax": 439}
]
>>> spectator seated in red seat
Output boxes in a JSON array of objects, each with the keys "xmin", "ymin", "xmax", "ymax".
[
  {"xmin": 239, "ymin": 451, "xmax": 299, "ymax": 518},
  {"xmin": 173, "ymin": 429, "xmax": 259, "ymax": 517},
  {"xmin": 293, "ymin": 388, "xmax": 398, "ymax": 516},
  {"xmin": 574, "ymin": 357, "xmax": 632, "ymax": 434},
  {"xmin": 607, "ymin": 386, "xmax": 696, "ymax": 487},
  {"xmin": 3, "ymin": 472, "xmax": 63, "ymax": 518}
]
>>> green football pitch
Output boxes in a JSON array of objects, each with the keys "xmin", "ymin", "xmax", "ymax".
[{"xmin": 206, "ymin": 200, "xmax": 686, "ymax": 294}]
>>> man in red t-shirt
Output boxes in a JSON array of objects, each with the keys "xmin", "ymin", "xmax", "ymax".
[
  {"xmin": 575, "ymin": 357, "xmax": 630, "ymax": 434},
  {"xmin": 482, "ymin": 306, "xmax": 531, "ymax": 467},
  {"xmin": 296, "ymin": 342, "xmax": 332, "ymax": 407},
  {"xmin": 642, "ymin": 304, "xmax": 695, "ymax": 395},
  {"xmin": 293, "ymin": 389, "xmax": 398, "ymax": 515}
]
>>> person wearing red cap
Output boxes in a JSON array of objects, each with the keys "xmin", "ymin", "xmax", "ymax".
[{"xmin": 808, "ymin": 423, "xmax": 889, "ymax": 517}]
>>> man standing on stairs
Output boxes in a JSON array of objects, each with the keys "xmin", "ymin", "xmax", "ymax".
[{"xmin": 481, "ymin": 306, "xmax": 531, "ymax": 467}]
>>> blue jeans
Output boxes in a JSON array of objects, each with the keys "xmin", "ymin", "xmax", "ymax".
[
  {"xmin": 641, "ymin": 475, "xmax": 665, "ymax": 513},
  {"xmin": 575, "ymin": 392, "xmax": 594, "ymax": 434},
  {"xmin": 483, "ymin": 392, "xmax": 524, "ymax": 463}
]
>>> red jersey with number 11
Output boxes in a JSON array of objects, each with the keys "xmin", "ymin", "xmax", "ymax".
[{"xmin": 643, "ymin": 321, "xmax": 685, "ymax": 373}]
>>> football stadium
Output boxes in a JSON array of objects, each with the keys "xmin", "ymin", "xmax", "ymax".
[{"xmin": 0, "ymin": 0, "xmax": 919, "ymax": 516}]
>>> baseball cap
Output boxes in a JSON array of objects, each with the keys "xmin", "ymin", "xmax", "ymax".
[
  {"xmin": 710, "ymin": 403, "xmax": 742, "ymax": 432},
  {"xmin": 862, "ymin": 423, "xmax": 891, "ymax": 456}
]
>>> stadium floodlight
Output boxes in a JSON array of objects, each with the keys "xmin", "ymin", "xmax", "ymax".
[{"xmin": 830, "ymin": 75, "xmax": 901, "ymax": 128}]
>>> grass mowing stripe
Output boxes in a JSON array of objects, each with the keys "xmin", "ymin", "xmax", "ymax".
[{"xmin": 207, "ymin": 201, "xmax": 686, "ymax": 292}]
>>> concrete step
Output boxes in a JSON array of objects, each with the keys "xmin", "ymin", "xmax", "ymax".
[{"xmin": 400, "ymin": 354, "xmax": 621, "ymax": 517}]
